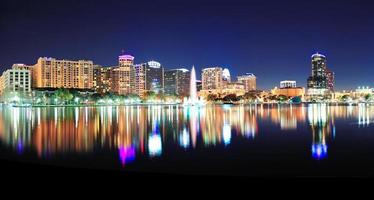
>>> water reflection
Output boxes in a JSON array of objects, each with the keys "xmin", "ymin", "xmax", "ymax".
[
  {"xmin": 308, "ymin": 104, "xmax": 333, "ymax": 160},
  {"xmin": 0, "ymin": 104, "xmax": 373, "ymax": 167}
]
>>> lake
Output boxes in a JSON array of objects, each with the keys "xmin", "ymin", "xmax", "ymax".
[{"xmin": 1, "ymin": 104, "xmax": 374, "ymax": 177}]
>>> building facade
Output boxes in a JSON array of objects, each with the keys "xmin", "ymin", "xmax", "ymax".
[
  {"xmin": 93, "ymin": 65, "xmax": 113, "ymax": 94},
  {"xmin": 0, "ymin": 68, "xmax": 32, "ymax": 96},
  {"xmin": 222, "ymin": 68, "xmax": 231, "ymax": 88},
  {"xmin": 307, "ymin": 53, "xmax": 334, "ymax": 96},
  {"xmin": 280, "ymin": 80, "xmax": 297, "ymax": 88},
  {"xmin": 202, "ymin": 67, "xmax": 223, "ymax": 90},
  {"xmin": 32, "ymin": 57, "xmax": 94, "ymax": 89},
  {"xmin": 199, "ymin": 82, "xmax": 246, "ymax": 99},
  {"xmin": 134, "ymin": 63, "xmax": 146, "ymax": 98},
  {"xmin": 326, "ymin": 69, "xmax": 335, "ymax": 91},
  {"xmin": 145, "ymin": 61, "xmax": 164, "ymax": 94},
  {"xmin": 111, "ymin": 54, "xmax": 134, "ymax": 95},
  {"xmin": 164, "ymin": 68, "xmax": 190, "ymax": 97},
  {"xmin": 237, "ymin": 73, "xmax": 257, "ymax": 92},
  {"xmin": 271, "ymin": 87, "xmax": 305, "ymax": 98},
  {"xmin": 133, "ymin": 61, "xmax": 164, "ymax": 98}
]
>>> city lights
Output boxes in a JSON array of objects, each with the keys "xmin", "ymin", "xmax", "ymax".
[{"xmin": 3, "ymin": 0, "xmax": 374, "ymax": 179}]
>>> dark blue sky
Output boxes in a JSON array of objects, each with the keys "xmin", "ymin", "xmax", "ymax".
[{"xmin": 1, "ymin": 0, "xmax": 374, "ymax": 90}]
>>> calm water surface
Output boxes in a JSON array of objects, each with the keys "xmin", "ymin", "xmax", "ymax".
[{"xmin": 1, "ymin": 104, "xmax": 374, "ymax": 176}]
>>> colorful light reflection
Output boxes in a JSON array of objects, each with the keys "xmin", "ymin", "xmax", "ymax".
[
  {"xmin": 312, "ymin": 144, "xmax": 328, "ymax": 160},
  {"xmin": 179, "ymin": 128, "xmax": 190, "ymax": 149},
  {"xmin": 148, "ymin": 134, "xmax": 162, "ymax": 157},
  {"xmin": 119, "ymin": 146, "xmax": 136, "ymax": 166}
]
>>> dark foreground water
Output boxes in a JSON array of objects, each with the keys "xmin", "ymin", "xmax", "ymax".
[{"xmin": 1, "ymin": 104, "xmax": 374, "ymax": 177}]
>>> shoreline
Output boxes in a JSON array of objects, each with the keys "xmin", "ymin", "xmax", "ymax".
[{"xmin": 2, "ymin": 102, "xmax": 373, "ymax": 108}]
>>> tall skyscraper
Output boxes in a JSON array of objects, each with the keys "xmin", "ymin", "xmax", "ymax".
[
  {"xmin": 111, "ymin": 54, "xmax": 134, "ymax": 95},
  {"xmin": 202, "ymin": 67, "xmax": 223, "ymax": 90},
  {"xmin": 93, "ymin": 65, "xmax": 113, "ymax": 94},
  {"xmin": 134, "ymin": 61, "xmax": 164, "ymax": 97},
  {"xmin": 307, "ymin": 53, "xmax": 328, "ymax": 89},
  {"xmin": 134, "ymin": 63, "xmax": 146, "ymax": 98},
  {"xmin": 164, "ymin": 68, "xmax": 190, "ymax": 97},
  {"xmin": 237, "ymin": 73, "xmax": 257, "ymax": 92},
  {"xmin": 145, "ymin": 61, "xmax": 164, "ymax": 94},
  {"xmin": 326, "ymin": 69, "xmax": 335, "ymax": 92},
  {"xmin": 307, "ymin": 53, "xmax": 334, "ymax": 95},
  {"xmin": 32, "ymin": 57, "xmax": 94, "ymax": 89},
  {"xmin": 93, "ymin": 65, "xmax": 101, "ymax": 91}
]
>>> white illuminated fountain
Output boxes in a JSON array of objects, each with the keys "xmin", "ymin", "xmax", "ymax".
[{"xmin": 184, "ymin": 66, "xmax": 205, "ymax": 106}]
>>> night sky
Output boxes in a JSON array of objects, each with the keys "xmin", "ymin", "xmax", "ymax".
[{"xmin": 1, "ymin": 0, "xmax": 374, "ymax": 90}]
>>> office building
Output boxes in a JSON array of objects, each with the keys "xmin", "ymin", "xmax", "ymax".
[
  {"xmin": 0, "ymin": 68, "xmax": 32, "ymax": 95},
  {"xmin": 164, "ymin": 68, "xmax": 190, "ymax": 97},
  {"xmin": 307, "ymin": 53, "xmax": 334, "ymax": 96},
  {"xmin": 134, "ymin": 61, "xmax": 164, "ymax": 98},
  {"xmin": 326, "ymin": 69, "xmax": 335, "ymax": 91},
  {"xmin": 202, "ymin": 67, "xmax": 223, "ymax": 90},
  {"xmin": 93, "ymin": 65, "xmax": 113, "ymax": 94},
  {"xmin": 237, "ymin": 73, "xmax": 257, "ymax": 92},
  {"xmin": 222, "ymin": 68, "xmax": 231, "ymax": 88},
  {"xmin": 111, "ymin": 54, "xmax": 134, "ymax": 95}
]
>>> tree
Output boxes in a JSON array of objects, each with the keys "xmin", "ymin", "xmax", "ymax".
[
  {"xmin": 91, "ymin": 93, "xmax": 103, "ymax": 102},
  {"xmin": 223, "ymin": 94, "xmax": 240, "ymax": 102},
  {"xmin": 144, "ymin": 91, "xmax": 156, "ymax": 100},
  {"xmin": 340, "ymin": 95, "xmax": 351, "ymax": 102},
  {"xmin": 52, "ymin": 88, "xmax": 74, "ymax": 104},
  {"xmin": 243, "ymin": 93, "xmax": 257, "ymax": 101},
  {"xmin": 290, "ymin": 96, "xmax": 302, "ymax": 103},
  {"xmin": 207, "ymin": 94, "xmax": 218, "ymax": 102},
  {"xmin": 365, "ymin": 94, "xmax": 373, "ymax": 102},
  {"xmin": 277, "ymin": 95, "xmax": 289, "ymax": 103}
]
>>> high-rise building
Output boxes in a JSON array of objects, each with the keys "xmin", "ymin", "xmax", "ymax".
[
  {"xmin": 237, "ymin": 73, "xmax": 257, "ymax": 92},
  {"xmin": 134, "ymin": 63, "xmax": 146, "ymax": 98},
  {"xmin": 93, "ymin": 65, "xmax": 113, "ymax": 94},
  {"xmin": 202, "ymin": 67, "xmax": 223, "ymax": 90},
  {"xmin": 93, "ymin": 65, "xmax": 101, "ymax": 90},
  {"xmin": 111, "ymin": 54, "xmax": 134, "ymax": 95},
  {"xmin": 133, "ymin": 61, "xmax": 164, "ymax": 98},
  {"xmin": 326, "ymin": 69, "xmax": 335, "ymax": 91},
  {"xmin": 222, "ymin": 68, "xmax": 231, "ymax": 88},
  {"xmin": 0, "ymin": 68, "xmax": 32, "ymax": 96},
  {"xmin": 12, "ymin": 63, "xmax": 33, "ymax": 71},
  {"xmin": 307, "ymin": 53, "xmax": 328, "ymax": 89},
  {"xmin": 32, "ymin": 57, "xmax": 94, "ymax": 89},
  {"xmin": 145, "ymin": 61, "xmax": 164, "ymax": 94},
  {"xmin": 307, "ymin": 53, "xmax": 334, "ymax": 95},
  {"xmin": 164, "ymin": 68, "xmax": 190, "ymax": 97}
]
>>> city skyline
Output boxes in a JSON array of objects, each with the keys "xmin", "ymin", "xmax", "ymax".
[
  {"xmin": 1, "ymin": 0, "xmax": 374, "ymax": 90},
  {"xmin": 0, "ymin": 51, "xmax": 368, "ymax": 92}
]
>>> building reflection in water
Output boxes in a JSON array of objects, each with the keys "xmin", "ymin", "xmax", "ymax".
[
  {"xmin": 307, "ymin": 104, "xmax": 335, "ymax": 160},
  {"xmin": 0, "ymin": 104, "xmax": 373, "ymax": 165},
  {"xmin": 358, "ymin": 103, "xmax": 372, "ymax": 127},
  {"xmin": 269, "ymin": 104, "xmax": 306, "ymax": 131}
]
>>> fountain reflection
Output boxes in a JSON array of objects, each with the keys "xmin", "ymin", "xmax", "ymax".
[{"xmin": 0, "ymin": 104, "xmax": 372, "ymax": 166}]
